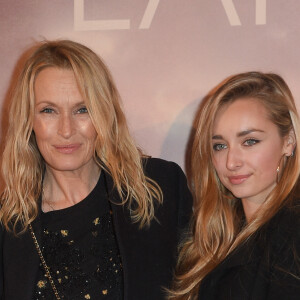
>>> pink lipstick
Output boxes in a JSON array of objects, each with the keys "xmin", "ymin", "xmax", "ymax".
[
  {"xmin": 228, "ymin": 175, "xmax": 250, "ymax": 185},
  {"xmin": 54, "ymin": 144, "xmax": 81, "ymax": 154}
]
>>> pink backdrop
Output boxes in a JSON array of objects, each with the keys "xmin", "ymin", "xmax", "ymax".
[{"xmin": 1, "ymin": 0, "xmax": 300, "ymax": 169}]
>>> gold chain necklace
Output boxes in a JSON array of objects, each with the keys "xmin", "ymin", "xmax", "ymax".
[{"xmin": 29, "ymin": 224, "xmax": 61, "ymax": 300}]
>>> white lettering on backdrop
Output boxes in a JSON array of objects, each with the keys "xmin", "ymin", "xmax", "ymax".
[
  {"xmin": 74, "ymin": 0, "xmax": 266, "ymax": 31},
  {"xmin": 74, "ymin": 0, "xmax": 131, "ymax": 30},
  {"xmin": 221, "ymin": 0, "xmax": 266, "ymax": 26}
]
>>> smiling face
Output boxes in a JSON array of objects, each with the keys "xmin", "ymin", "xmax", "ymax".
[
  {"xmin": 33, "ymin": 67, "xmax": 98, "ymax": 175},
  {"xmin": 212, "ymin": 98, "xmax": 293, "ymax": 209}
]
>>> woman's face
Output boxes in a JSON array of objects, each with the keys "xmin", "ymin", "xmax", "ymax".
[
  {"xmin": 212, "ymin": 98, "xmax": 293, "ymax": 206},
  {"xmin": 33, "ymin": 67, "xmax": 98, "ymax": 174}
]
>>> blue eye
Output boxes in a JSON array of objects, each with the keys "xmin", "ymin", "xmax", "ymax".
[
  {"xmin": 77, "ymin": 107, "xmax": 88, "ymax": 114},
  {"xmin": 244, "ymin": 139, "xmax": 260, "ymax": 146},
  {"xmin": 41, "ymin": 108, "xmax": 54, "ymax": 113},
  {"xmin": 213, "ymin": 143, "xmax": 227, "ymax": 151}
]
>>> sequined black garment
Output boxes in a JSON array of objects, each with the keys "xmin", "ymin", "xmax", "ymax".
[{"xmin": 34, "ymin": 173, "xmax": 123, "ymax": 300}]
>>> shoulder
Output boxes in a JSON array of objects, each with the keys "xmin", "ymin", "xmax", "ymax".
[
  {"xmin": 142, "ymin": 157, "xmax": 189, "ymax": 197},
  {"xmin": 142, "ymin": 157, "xmax": 193, "ymax": 229},
  {"xmin": 262, "ymin": 201, "xmax": 300, "ymax": 273},
  {"xmin": 142, "ymin": 156, "xmax": 182, "ymax": 171},
  {"xmin": 274, "ymin": 201, "xmax": 300, "ymax": 238},
  {"xmin": 281, "ymin": 202, "xmax": 300, "ymax": 245},
  {"xmin": 142, "ymin": 157, "xmax": 186, "ymax": 183},
  {"xmin": 0, "ymin": 226, "xmax": 2, "ymax": 299},
  {"xmin": 267, "ymin": 201, "xmax": 300, "ymax": 249},
  {"xmin": 263, "ymin": 201, "xmax": 300, "ymax": 296}
]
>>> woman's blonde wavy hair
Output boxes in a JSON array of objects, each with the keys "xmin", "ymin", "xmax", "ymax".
[
  {"xmin": 0, "ymin": 39, "xmax": 162, "ymax": 233},
  {"xmin": 169, "ymin": 72, "xmax": 300, "ymax": 299}
]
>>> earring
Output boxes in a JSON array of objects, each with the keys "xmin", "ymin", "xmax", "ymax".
[
  {"xmin": 276, "ymin": 165, "xmax": 280, "ymax": 184},
  {"xmin": 276, "ymin": 154, "xmax": 286, "ymax": 184}
]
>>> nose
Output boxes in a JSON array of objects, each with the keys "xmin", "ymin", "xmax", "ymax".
[
  {"xmin": 226, "ymin": 147, "xmax": 243, "ymax": 170},
  {"xmin": 58, "ymin": 114, "xmax": 75, "ymax": 139}
]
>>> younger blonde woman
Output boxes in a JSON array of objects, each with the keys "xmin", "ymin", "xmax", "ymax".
[{"xmin": 170, "ymin": 72, "xmax": 300, "ymax": 299}]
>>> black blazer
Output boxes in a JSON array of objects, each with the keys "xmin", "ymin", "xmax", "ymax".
[
  {"xmin": 198, "ymin": 202, "xmax": 300, "ymax": 300},
  {"xmin": 0, "ymin": 158, "xmax": 192, "ymax": 300}
]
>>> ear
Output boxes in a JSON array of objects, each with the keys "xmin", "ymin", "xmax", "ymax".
[{"xmin": 283, "ymin": 129, "xmax": 296, "ymax": 157}]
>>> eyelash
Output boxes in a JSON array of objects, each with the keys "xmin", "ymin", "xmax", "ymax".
[
  {"xmin": 40, "ymin": 107, "xmax": 88, "ymax": 114},
  {"xmin": 213, "ymin": 139, "xmax": 260, "ymax": 151},
  {"xmin": 213, "ymin": 143, "xmax": 227, "ymax": 151},
  {"xmin": 40, "ymin": 108, "xmax": 54, "ymax": 113},
  {"xmin": 77, "ymin": 107, "xmax": 88, "ymax": 114},
  {"xmin": 243, "ymin": 138, "xmax": 260, "ymax": 146}
]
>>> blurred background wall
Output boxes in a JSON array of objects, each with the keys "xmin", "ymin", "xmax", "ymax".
[{"xmin": 1, "ymin": 0, "xmax": 299, "ymax": 170}]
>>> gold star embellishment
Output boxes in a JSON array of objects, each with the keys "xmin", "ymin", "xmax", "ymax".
[
  {"xmin": 102, "ymin": 289, "xmax": 108, "ymax": 295},
  {"xmin": 93, "ymin": 217, "xmax": 100, "ymax": 225},
  {"xmin": 60, "ymin": 230, "xmax": 68, "ymax": 237},
  {"xmin": 37, "ymin": 280, "xmax": 47, "ymax": 288}
]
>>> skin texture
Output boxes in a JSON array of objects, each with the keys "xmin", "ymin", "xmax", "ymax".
[
  {"xmin": 212, "ymin": 98, "xmax": 293, "ymax": 220},
  {"xmin": 33, "ymin": 67, "xmax": 100, "ymax": 211}
]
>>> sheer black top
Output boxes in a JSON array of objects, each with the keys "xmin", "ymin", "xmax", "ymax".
[{"xmin": 34, "ymin": 173, "xmax": 123, "ymax": 300}]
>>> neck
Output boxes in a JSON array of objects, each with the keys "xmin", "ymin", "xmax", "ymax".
[
  {"xmin": 241, "ymin": 183, "xmax": 276, "ymax": 222},
  {"xmin": 42, "ymin": 161, "xmax": 101, "ymax": 212},
  {"xmin": 241, "ymin": 198, "xmax": 263, "ymax": 222}
]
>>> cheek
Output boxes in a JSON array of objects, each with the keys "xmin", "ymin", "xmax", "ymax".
[
  {"xmin": 254, "ymin": 154, "xmax": 279, "ymax": 179},
  {"xmin": 251, "ymin": 143, "xmax": 282, "ymax": 173},
  {"xmin": 33, "ymin": 118, "xmax": 53, "ymax": 143},
  {"xmin": 79, "ymin": 122, "xmax": 98, "ymax": 143},
  {"xmin": 212, "ymin": 154, "xmax": 225, "ymax": 177},
  {"xmin": 212, "ymin": 159, "xmax": 229, "ymax": 190},
  {"xmin": 212, "ymin": 158, "xmax": 226, "ymax": 189}
]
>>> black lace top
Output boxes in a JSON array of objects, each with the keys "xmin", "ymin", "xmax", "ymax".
[{"xmin": 33, "ymin": 173, "xmax": 123, "ymax": 300}]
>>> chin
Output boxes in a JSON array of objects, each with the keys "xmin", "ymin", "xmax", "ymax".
[
  {"xmin": 228, "ymin": 188, "xmax": 251, "ymax": 200},
  {"xmin": 47, "ymin": 161, "xmax": 87, "ymax": 172}
]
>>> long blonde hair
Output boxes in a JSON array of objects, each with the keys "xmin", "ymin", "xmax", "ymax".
[
  {"xmin": 170, "ymin": 72, "xmax": 300, "ymax": 299},
  {"xmin": 1, "ymin": 40, "xmax": 162, "ymax": 233}
]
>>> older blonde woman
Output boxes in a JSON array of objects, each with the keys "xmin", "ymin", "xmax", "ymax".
[
  {"xmin": 0, "ymin": 40, "xmax": 192, "ymax": 300},
  {"xmin": 170, "ymin": 72, "xmax": 300, "ymax": 299}
]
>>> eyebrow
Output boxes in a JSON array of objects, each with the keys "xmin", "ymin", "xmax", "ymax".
[
  {"xmin": 35, "ymin": 100, "xmax": 86, "ymax": 106},
  {"xmin": 212, "ymin": 129, "xmax": 265, "ymax": 140}
]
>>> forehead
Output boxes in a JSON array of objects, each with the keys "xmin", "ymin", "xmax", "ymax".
[
  {"xmin": 213, "ymin": 98, "xmax": 275, "ymax": 133},
  {"xmin": 34, "ymin": 67, "xmax": 82, "ymax": 102},
  {"xmin": 34, "ymin": 67, "xmax": 76, "ymax": 86}
]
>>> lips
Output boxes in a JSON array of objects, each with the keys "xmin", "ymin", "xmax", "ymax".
[
  {"xmin": 228, "ymin": 174, "xmax": 251, "ymax": 185},
  {"xmin": 54, "ymin": 144, "xmax": 81, "ymax": 154}
]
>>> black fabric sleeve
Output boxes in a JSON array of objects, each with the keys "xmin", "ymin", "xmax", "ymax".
[
  {"xmin": 267, "ymin": 206, "xmax": 300, "ymax": 299},
  {"xmin": 0, "ymin": 225, "xmax": 3, "ymax": 300},
  {"xmin": 143, "ymin": 157, "xmax": 193, "ymax": 231}
]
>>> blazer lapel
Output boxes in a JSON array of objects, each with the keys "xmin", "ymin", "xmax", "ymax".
[
  {"xmin": 103, "ymin": 168, "xmax": 179, "ymax": 300},
  {"xmin": 103, "ymin": 170, "xmax": 134, "ymax": 299},
  {"xmin": 3, "ymin": 217, "xmax": 41, "ymax": 300}
]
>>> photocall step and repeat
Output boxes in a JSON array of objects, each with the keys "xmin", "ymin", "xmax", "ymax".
[{"xmin": 1, "ymin": 0, "xmax": 300, "ymax": 170}]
